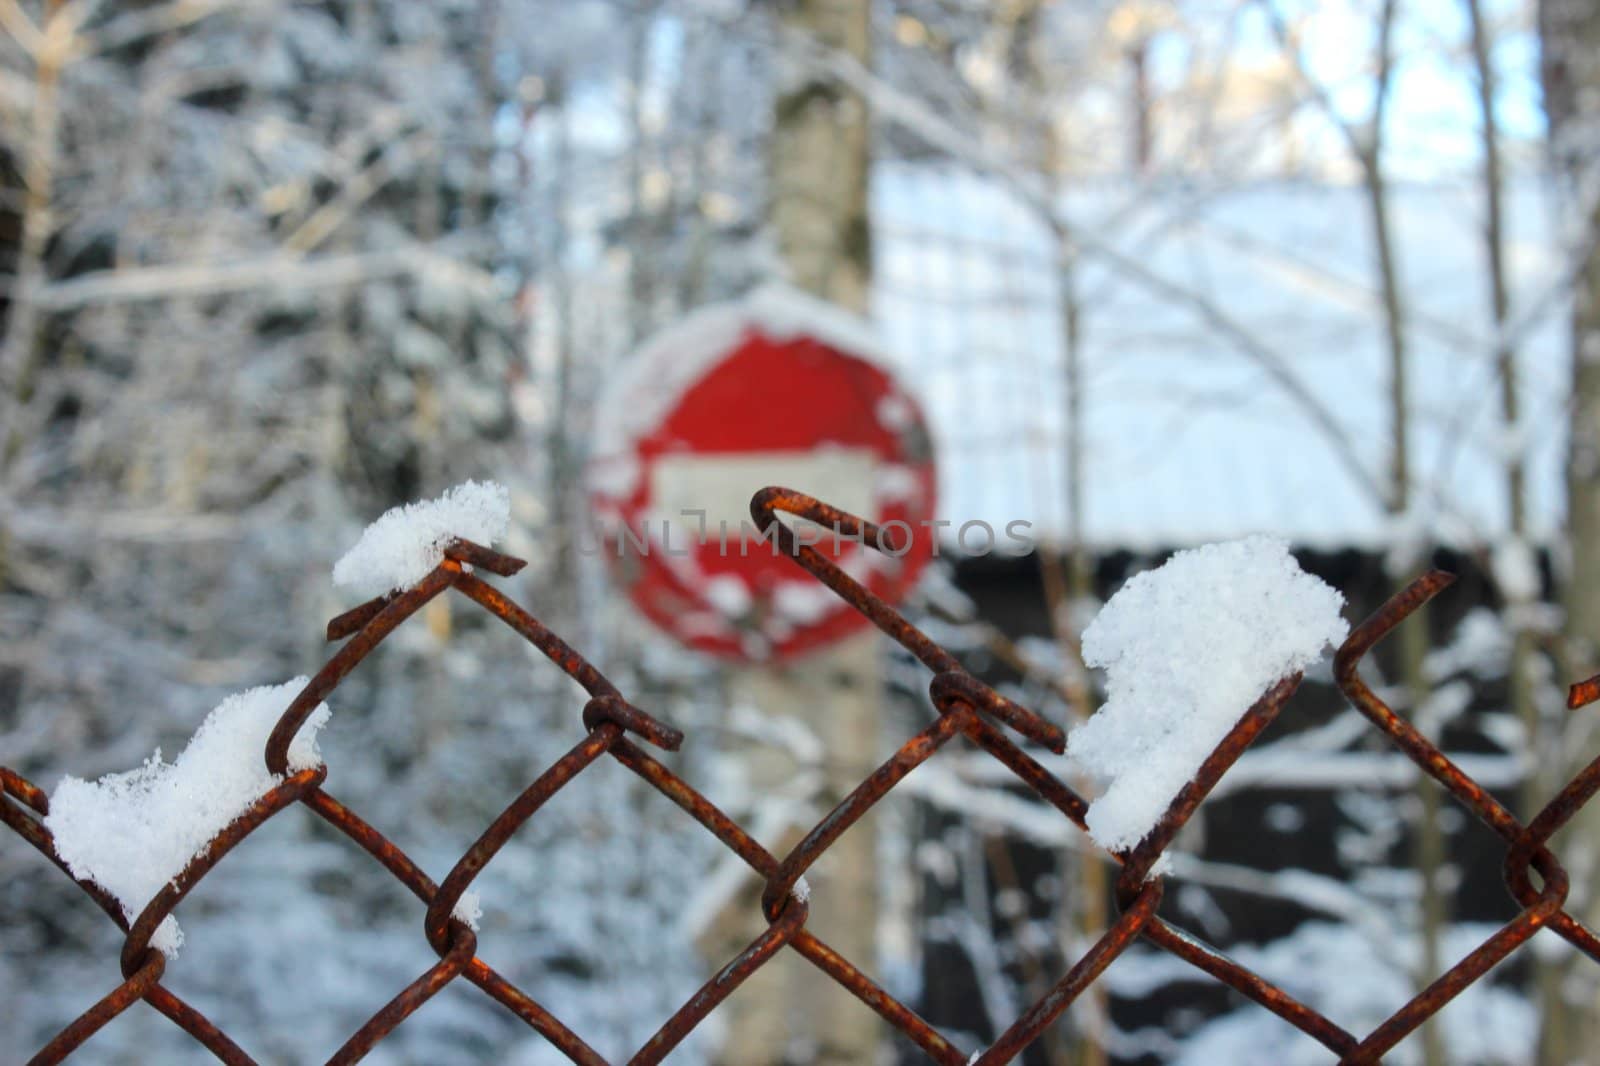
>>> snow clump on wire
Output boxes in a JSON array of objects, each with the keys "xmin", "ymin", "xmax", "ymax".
[
  {"xmin": 1067, "ymin": 536, "xmax": 1348, "ymax": 857},
  {"xmin": 331, "ymin": 479, "xmax": 511, "ymax": 597},
  {"xmin": 45, "ymin": 681, "xmax": 331, "ymax": 957}
]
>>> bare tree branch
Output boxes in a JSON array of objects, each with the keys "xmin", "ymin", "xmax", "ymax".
[
  {"xmin": 768, "ymin": 17, "xmax": 1392, "ymax": 512},
  {"xmin": 0, "ymin": 0, "xmax": 43, "ymax": 58},
  {"xmin": 85, "ymin": 0, "xmax": 258, "ymax": 57},
  {"xmin": 282, "ymin": 126, "xmax": 430, "ymax": 253},
  {"xmin": 31, "ymin": 240, "xmax": 495, "ymax": 310}
]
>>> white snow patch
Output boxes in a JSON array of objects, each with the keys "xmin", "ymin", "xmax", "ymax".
[
  {"xmin": 772, "ymin": 580, "xmax": 840, "ymax": 625},
  {"xmin": 792, "ymin": 876, "xmax": 811, "ymax": 903},
  {"xmin": 1491, "ymin": 538, "xmax": 1540, "ymax": 603},
  {"xmin": 332, "ymin": 480, "xmax": 510, "ymax": 597},
  {"xmin": 874, "ymin": 463, "xmax": 922, "ymax": 503},
  {"xmin": 876, "ymin": 393, "xmax": 914, "ymax": 430},
  {"xmin": 1424, "ymin": 607, "xmax": 1511, "ymax": 682},
  {"xmin": 743, "ymin": 284, "xmax": 897, "ymax": 370},
  {"xmin": 1382, "ymin": 506, "xmax": 1433, "ymax": 578},
  {"xmin": 1416, "ymin": 679, "xmax": 1473, "ymax": 733},
  {"xmin": 452, "ymin": 890, "xmax": 482, "ymax": 931},
  {"xmin": 703, "ymin": 574, "xmax": 752, "ymax": 617},
  {"xmin": 728, "ymin": 704, "xmax": 825, "ymax": 765},
  {"xmin": 45, "ymin": 680, "xmax": 330, "ymax": 958},
  {"xmin": 587, "ymin": 454, "xmax": 642, "ymax": 499},
  {"xmin": 919, "ymin": 565, "xmax": 978, "ymax": 621},
  {"xmin": 1067, "ymin": 537, "xmax": 1348, "ymax": 855}
]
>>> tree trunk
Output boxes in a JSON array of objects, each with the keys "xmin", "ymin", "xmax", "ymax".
[
  {"xmin": 769, "ymin": 0, "xmax": 872, "ymax": 312},
  {"xmin": 1353, "ymin": 5, "xmax": 1447, "ymax": 1062},
  {"xmin": 547, "ymin": 81, "xmax": 579, "ymax": 617},
  {"xmin": 625, "ymin": 2, "xmax": 656, "ymax": 347},
  {"xmin": 0, "ymin": 1, "xmax": 69, "ymax": 480},
  {"xmin": 1009, "ymin": 2, "xmax": 1106, "ymax": 1061},
  {"xmin": 705, "ymin": 5, "xmax": 880, "ymax": 1065},
  {"xmin": 1539, "ymin": 3, "xmax": 1600, "ymax": 1061},
  {"xmin": 1465, "ymin": 0, "xmax": 1554, "ymax": 1053}
]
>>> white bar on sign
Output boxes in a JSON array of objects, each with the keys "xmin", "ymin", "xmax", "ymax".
[{"xmin": 649, "ymin": 450, "xmax": 877, "ymax": 538}]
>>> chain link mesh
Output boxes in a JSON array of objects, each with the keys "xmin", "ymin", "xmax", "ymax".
[{"xmin": 4, "ymin": 487, "xmax": 1596, "ymax": 1064}]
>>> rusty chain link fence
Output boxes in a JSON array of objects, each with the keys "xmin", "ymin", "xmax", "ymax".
[{"xmin": 4, "ymin": 486, "xmax": 1599, "ymax": 1065}]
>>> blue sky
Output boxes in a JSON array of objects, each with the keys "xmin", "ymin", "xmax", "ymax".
[
  {"xmin": 1146, "ymin": 0, "xmax": 1547, "ymax": 179},
  {"xmin": 531, "ymin": 0, "xmax": 1548, "ymax": 184}
]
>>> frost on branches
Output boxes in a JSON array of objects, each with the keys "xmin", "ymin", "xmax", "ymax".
[
  {"xmin": 44, "ymin": 681, "xmax": 331, "ymax": 957},
  {"xmin": 331, "ymin": 480, "xmax": 511, "ymax": 597},
  {"xmin": 1067, "ymin": 537, "xmax": 1349, "ymax": 855}
]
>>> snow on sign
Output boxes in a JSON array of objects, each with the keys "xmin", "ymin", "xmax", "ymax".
[{"xmin": 588, "ymin": 285, "xmax": 937, "ymax": 662}]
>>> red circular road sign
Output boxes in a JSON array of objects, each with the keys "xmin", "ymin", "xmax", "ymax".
[{"xmin": 588, "ymin": 285, "xmax": 937, "ymax": 662}]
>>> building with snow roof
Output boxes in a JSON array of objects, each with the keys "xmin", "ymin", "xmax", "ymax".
[{"xmin": 870, "ymin": 163, "xmax": 1568, "ymax": 554}]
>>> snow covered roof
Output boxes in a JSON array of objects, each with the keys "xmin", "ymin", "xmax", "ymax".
[{"xmin": 870, "ymin": 163, "xmax": 1569, "ymax": 550}]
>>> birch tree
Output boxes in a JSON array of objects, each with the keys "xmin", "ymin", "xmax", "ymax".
[{"xmin": 1538, "ymin": 1, "xmax": 1600, "ymax": 1061}]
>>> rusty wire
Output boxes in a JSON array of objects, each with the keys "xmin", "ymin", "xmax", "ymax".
[{"xmin": 3, "ymin": 486, "xmax": 1599, "ymax": 1064}]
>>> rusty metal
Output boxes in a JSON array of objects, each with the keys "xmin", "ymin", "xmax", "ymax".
[{"xmin": 3, "ymin": 487, "xmax": 1598, "ymax": 1064}]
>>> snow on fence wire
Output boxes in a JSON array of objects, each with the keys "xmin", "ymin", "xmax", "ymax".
[{"xmin": 3, "ymin": 486, "xmax": 1599, "ymax": 1065}]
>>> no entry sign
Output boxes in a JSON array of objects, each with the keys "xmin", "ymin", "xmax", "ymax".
[{"xmin": 587, "ymin": 285, "xmax": 937, "ymax": 662}]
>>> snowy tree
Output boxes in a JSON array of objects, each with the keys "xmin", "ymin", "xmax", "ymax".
[
  {"xmin": 1538, "ymin": 1, "xmax": 1600, "ymax": 1061},
  {"xmin": 0, "ymin": 3, "xmax": 712, "ymax": 1059},
  {"xmin": 1, "ymin": 0, "xmax": 1587, "ymax": 1062}
]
